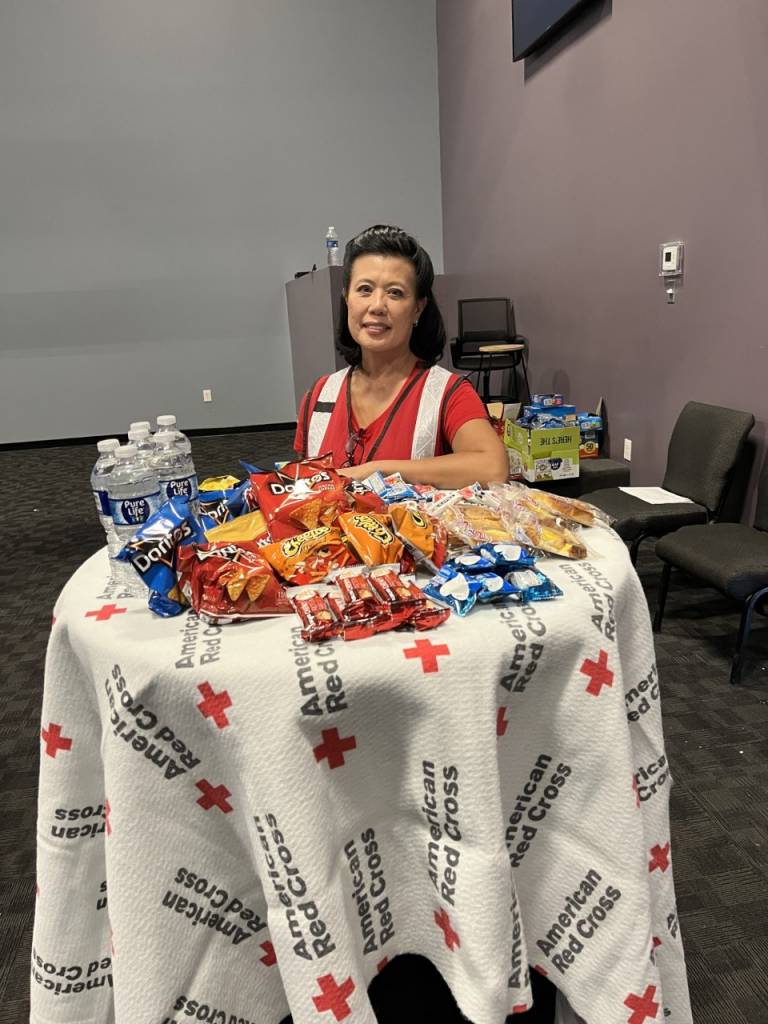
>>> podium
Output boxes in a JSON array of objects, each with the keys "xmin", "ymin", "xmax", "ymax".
[{"xmin": 285, "ymin": 267, "xmax": 346, "ymax": 411}]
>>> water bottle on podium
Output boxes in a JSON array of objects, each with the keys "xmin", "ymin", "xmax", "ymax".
[
  {"xmin": 90, "ymin": 439, "xmax": 120, "ymax": 559},
  {"xmin": 326, "ymin": 226, "xmax": 341, "ymax": 267},
  {"xmin": 107, "ymin": 444, "xmax": 161, "ymax": 596}
]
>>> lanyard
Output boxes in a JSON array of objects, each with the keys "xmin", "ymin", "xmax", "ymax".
[{"xmin": 345, "ymin": 365, "xmax": 428, "ymax": 465}]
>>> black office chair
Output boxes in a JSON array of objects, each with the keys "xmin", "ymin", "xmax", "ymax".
[
  {"xmin": 653, "ymin": 459, "xmax": 768, "ymax": 686},
  {"xmin": 450, "ymin": 298, "xmax": 530, "ymax": 403},
  {"xmin": 587, "ymin": 402, "xmax": 755, "ymax": 564}
]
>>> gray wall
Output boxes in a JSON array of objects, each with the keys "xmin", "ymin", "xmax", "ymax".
[
  {"xmin": 0, "ymin": 1, "xmax": 443, "ymax": 444},
  {"xmin": 437, "ymin": 0, "xmax": 768, "ymax": 507}
]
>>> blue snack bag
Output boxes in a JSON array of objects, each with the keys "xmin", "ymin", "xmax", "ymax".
[
  {"xmin": 117, "ymin": 497, "xmax": 205, "ymax": 617},
  {"xmin": 477, "ymin": 542, "xmax": 536, "ymax": 571},
  {"xmin": 471, "ymin": 571, "xmax": 520, "ymax": 603},
  {"xmin": 421, "ymin": 565, "xmax": 479, "ymax": 616},
  {"xmin": 506, "ymin": 568, "xmax": 563, "ymax": 602},
  {"xmin": 198, "ymin": 481, "xmax": 248, "ymax": 533},
  {"xmin": 450, "ymin": 552, "xmax": 497, "ymax": 574},
  {"xmin": 367, "ymin": 470, "xmax": 419, "ymax": 504}
]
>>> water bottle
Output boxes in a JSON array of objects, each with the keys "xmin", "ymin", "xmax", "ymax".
[
  {"xmin": 91, "ymin": 439, "xmax": 121, "ymax": 557},
  {"xmin": 129, "ymin": 420, "xmax": 152, "ymax": 435},
  {"xmin": 127, "ymin": 426, "xmax": 156, "ymax": 464},
  {"xmin": 107, "ymin": 444, "xmax": 161, "ymax": 596},
  {"xmin": 155, "ymin": 414, "xmax": 192, "ymax": 454},
  {"xmin": 152, "ymin": 434, "xmax": 199, "ymax": 512},
  {"xmin": 326, "ymin": 226, "xmax": 341, "ymax": 267}
]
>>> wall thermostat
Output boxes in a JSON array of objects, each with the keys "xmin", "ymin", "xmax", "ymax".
[{"xmin": 659, "ymin": 242, "xmax": 684, "ymax": 277}]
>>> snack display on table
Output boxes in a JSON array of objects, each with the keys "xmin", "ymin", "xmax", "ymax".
[{"xmin": 112, "ymin": 454, "xmax": 616, "ymax": 640}]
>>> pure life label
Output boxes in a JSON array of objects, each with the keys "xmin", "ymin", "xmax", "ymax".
[
  {"xmin": 110, "ymin": 492, "xmax": 161, "ymax": 527},
  {"xmin": 160, "ymin": 474, "xmax": 199, "ymax": 502}
]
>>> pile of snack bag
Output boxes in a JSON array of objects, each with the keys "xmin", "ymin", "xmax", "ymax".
[{"xmin": 117, "ymin": 455, "xmax": 613, "ymax": 643}]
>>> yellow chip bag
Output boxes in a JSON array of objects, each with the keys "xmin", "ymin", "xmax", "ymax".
[{"xmin": 205, "ymin": 510, "xmax": 270, "ymax": 546}]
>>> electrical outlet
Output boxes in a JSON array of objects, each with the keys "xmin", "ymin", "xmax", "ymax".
[
  {"xmin": 623, "ymin": 438, "xmax": 632, "ymax": 461},
  {"xmin": 202, "ymin": 389, "xmax": 212, "ymax": 403}
]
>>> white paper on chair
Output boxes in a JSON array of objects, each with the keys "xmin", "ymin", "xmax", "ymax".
[{"xmin": 619, "ymin": 487, "xmax": 694, "ymax": 505}]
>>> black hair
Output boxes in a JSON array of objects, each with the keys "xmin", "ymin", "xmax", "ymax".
[{"xmin": 336, "ymin": 224, "xmax": 447, "ymax": 367}]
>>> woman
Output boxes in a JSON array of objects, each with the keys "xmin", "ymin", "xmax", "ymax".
[{"xmin": 295, "ymin": 224, "xmax": 509, "ymax": 489}]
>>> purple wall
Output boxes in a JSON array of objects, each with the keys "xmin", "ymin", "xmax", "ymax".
[{"xmin": 437, "ymin": 0, "xmax": 768, "ymax": 512}]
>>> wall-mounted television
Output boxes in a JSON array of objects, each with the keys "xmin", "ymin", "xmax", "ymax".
[{"xmin": 512, "ymin": 0, "xmax": 595, "ymax": 61}]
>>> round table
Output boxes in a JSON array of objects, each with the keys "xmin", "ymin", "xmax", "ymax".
[{"xmin": 32, "ymin": 527, "xmax": 692, "ymax": 1024}]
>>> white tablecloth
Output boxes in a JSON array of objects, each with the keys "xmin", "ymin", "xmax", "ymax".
[{"xmin": 32, "ymin": 528, "xmax": 692, "ymax": 1024}]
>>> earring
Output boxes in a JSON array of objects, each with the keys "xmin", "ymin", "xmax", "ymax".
[{"xmin": 413, "ymin": 319, "xmax": 419, "ymax": 327}]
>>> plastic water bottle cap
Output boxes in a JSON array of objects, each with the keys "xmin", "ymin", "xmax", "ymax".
[
  {"xmin": 128, "ymin": 428, "xmax": 150, "ymax": 441},
  {"xmin": 157, "ymin": 415, "xmax": 177, "ymax": 427},
  {"xmin": 130, "ymin": 421, "xmax": 151, "ymax": 433},
  {"xmin": 97, "ymin": 438, "xmax": 120, "ymax": 453},
  {"xmin": 117, "ymin": 444, "xmax": 138, "ymax": 459}
]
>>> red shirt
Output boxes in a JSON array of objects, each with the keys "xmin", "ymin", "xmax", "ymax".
[{"xmin": 294, "ymin": 365, "xmax": 488, "ymax": 466}]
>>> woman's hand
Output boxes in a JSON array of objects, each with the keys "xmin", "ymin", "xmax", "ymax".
[{"xmin": 338, "ymin": 462, "xmax": 384, "ymax": 481}]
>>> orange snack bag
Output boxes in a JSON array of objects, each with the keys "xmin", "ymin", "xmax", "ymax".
[
  {"xmin": 261, "ymin": 526, "xmax": 353, "ymax": 585},
  {"xmin": 337, "ymin": 511, "xmax": 404, "ymax": 567}
]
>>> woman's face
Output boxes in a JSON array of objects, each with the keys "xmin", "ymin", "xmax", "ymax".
[{"xmin": 345, "ymin": 254, "xmax": 427, "ymax": 361}]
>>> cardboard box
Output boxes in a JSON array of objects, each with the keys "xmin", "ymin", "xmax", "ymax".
[{"xmin": 504, "ymin": 422, "xmax": 580, "ymax": 482}]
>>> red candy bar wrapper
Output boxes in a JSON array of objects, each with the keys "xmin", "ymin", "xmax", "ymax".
[
  {"xmin": 368, "ymin": 567, "xmax": 424, "ymax": 613},
  {"xmin": 334, "ymin": 567, "xmax": 381, "ymax": 620},
  {"xmin": 411, "ymin": 602, "xmax": 451, "ymax": 631},
  {"xmin": 290, "ymin": 588, "xmax": 340, "ymax": 642},
  {"xmin": 326, "ymin": 594, "xmax": 394, "ymax": 642}
]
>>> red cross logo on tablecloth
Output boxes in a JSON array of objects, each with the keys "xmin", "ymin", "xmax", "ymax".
[
  {"xmin": 652, "ymin": 935, "xmax": 662, "ymax": 948},
  {"xmin": 195, "ymin": 779, "xmax": 233, "ymax": 813},
  {"xmin": 497, "ymin": 707, "xmax": 509, "ymax": 737},
  {"xmin": 376, "ymin": 957, "xmax": 389, "ymax": 974},
  {"xmin": 632, "ymin": 775, "xmax": 640, "ymax": 808},
  {"xmin": 51, "ymin": 614, "xmax": 56, "ymax": 626},
  {"xmin": 404, "ymin": 639, "xmax": 451, "ymax": 673},
  {"xmin": 532, "ymin": 964, "xmax": 548, "ymax": 976},
  {"xmin": 511, "ymin": 1006, "xmax": 530, "ymax": 1015},
  {"xmin": 105, "ymin": 799, "xmax": 112, "ymax": 836},
  {"xmin": 85, "ymin": 604, "xmax": 127, "ymax": 622},
  {"xmin": 259, "ymin": 941, "xmax": 277, "ymax": 966},
  {"xmin": 197, "ymin": 682, "xmax": 233, "ymax": 729},
  {"xmin": 648, "ymin": 842, "xmax": 671, "ymax": 873},
  {"xmin": 434, "ymin": 909, "xmax": 460, "ymax": 951},
  {"xmin": 312, "ymin": 973, "xmax": 355, "ymax": 1021},
  {"xmin": 580, "ymin": 649, "xmax": 614, "ymax": 696},
  {"xmin": 314, "ymin": 728, "xmax": 357, "ymax": 769},
  {"xmin": 41, "ymin": 723, "xmax": 72, "ymax": 758},
  {"xmin": 624, "ymin": 985, "xmax": 659, "ymax": 1024}
]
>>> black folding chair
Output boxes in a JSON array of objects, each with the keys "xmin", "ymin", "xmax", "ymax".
[
  {"xmin": 587, "ymin": 402, "xmax": 755, "ymax": 564},
  {"xmin": 653, "ymin": 459, "xmax": 768, "ymax": 685}
]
